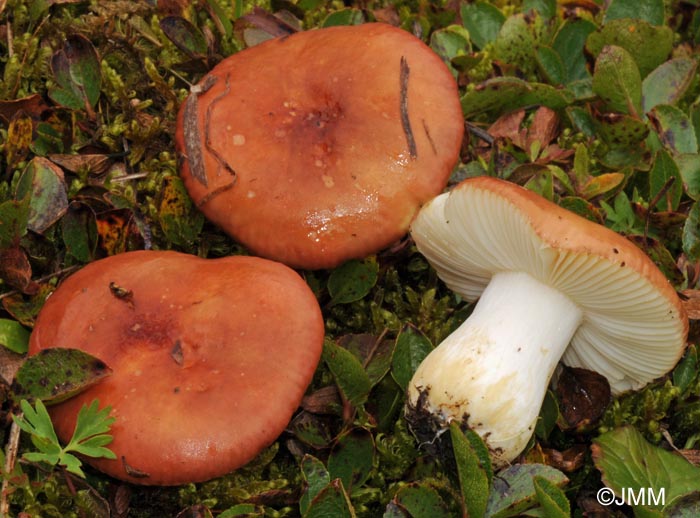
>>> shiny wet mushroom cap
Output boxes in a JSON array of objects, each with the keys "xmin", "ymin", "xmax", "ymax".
[
  {"xmin": 406, "ymin": 177, "xmax": 688, "ymax": 466},
  {"xmin": 175, "ymin": 22, "xmax": 464, "ymax": 270},
  {"xmin": 28, "ymin": 251, "xmax": 324, "ymax": 485}
]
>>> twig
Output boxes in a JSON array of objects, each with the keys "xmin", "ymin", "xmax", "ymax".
[
  {"xmin": 399, "ymin": 56, "xmax": 417, "ymax": 160},
  {"xmin": 0, "ymin": 419, "xmax": 22, "ymax": 517},
  {"xmin": 644, "ymin": 176, "xmax": 676, "ymax": 250},
  {"xmin": 0, "ymin": 264, "xmax": 81, "ymax": 302}
]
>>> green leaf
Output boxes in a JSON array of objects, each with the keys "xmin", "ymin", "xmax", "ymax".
[
  {"xmin": 642, "ymin": 58, "xmax": 697, "ymax": 113},
  {"xmin": 321, "ymin": 8, "xmax": 364, "ymax": 27},
  {"xmin": 533, "ymin": 476, "xmax": 570, "ymax": 518},
  {"xmin": 567, "ymin": 106, "xmax": 596, "ymax": 137},
  {"xmin": 461, "ymin": 77, "xmax": 574, "ymax": 118},
  {"xmin": 391, "ymin": 484, "xmax": 452, "ymax": 518},
  {"xmin": 430, "ymin": 25, "xmax": 471, "ymax": 74},
  {"xmin": 523, "ymin": 0, "xmax": 555, "ymax": 18},
  {"xmin": 450, "ymin": 423, "xmax": 490, "ymax": 518},
  {"xmin": 553, "ymin": 19, "xmax": 597, "ymax": 83},
  {"xmin": 601, "ymin": 191, "xmax": 639, "ymax": 232},
  {"xmin": 493, "ymin": 14, "xmax": 535, "ymax": 72},
  {"xmin": 323, "ymin": 339, "xmax": 371, "ymax": 407},
  {"xmin": 559, "ymin": 196, "xmax": 602, "ymax": 222},
  {"xmin": 0, "ymin": 196, "xmax": 30, "ymax": 249},
  {"xmin": 61, "ymin": 203, "xmax": 98, "ymax": 262},
  {"xmin": 14, "ymin": 399, "xmax": 60, "ymax": 445},
  {"xmin": 592, "ymin": 426, "xmax": 700, "ymax": 513},
  {"xmin": 391, "ymin": 325, "xmax": 433, "ymax": 391},
  {"xmin": 11, "ymin": 347, "xmax": 112, "ymax": 404},
  {"xmin": 327, "ymin": 257, "xmax": 379, "ymax": 305},
  {"xmin": 649, "ymin": 149, "xmax": 683, "ymax": 211},
  {"xmin": 48, "ymin": 34, "xmax": 101, "ymax": 113},
  {"xmin": 650, "ymin": 105, "xmax": 698, "ymax": 154},
  {"xmin": 159, "ymin": 16, "xmax": 208, "ymax": 59},
  {"xmin": 303, "ymin": 479, "xmax": 356, "ymax": 518},
  {"xmin": 60, "ymin": 453, "xmax": 86, "ymax": 478},
  {"xmin": 158, "ymin": 176, "xmax": 205, "ymax": 246},
  {"xmin": 580, "ymin": 173, "xmax": 626, "ymax": 199},
  {"xmin": 327, "ymin": 428, "xmax": 375, "ymax": 492},
  {"xmin": 206, "ymin": 0, "xmax": 233, "ymax": 38},
  {"xmin": 676, "ymin": 154, "xmax": 700, "ymax": 200},
  {"xmin": 525, "ymin": 168, "xmax": 554, "ymax": 200},
  {"xmin": 627, "ymin": 235, "xmax": 684, "ymax": 287},
  {"xmin": 692, "ymin": 103, "xmax": 700, "ymax": 150},
  {"xmin": 535, "ymin": 46, "xmax": 565, "ymax": 85},
  {"xmin": 594, "ymin": 112, "xmax": 649, "ymax": 149},
  {"xmin": 592, "ymin": 45, "xmax": 642, "ymax": 116},
  {"xmin": 219, "ymin": 504, "xmax": 263, "ymax": 518},
  {"xmin": 673, "ymin": 345, "xmax": 698, "ymax": 394},
  {"xmin": 0, "ymin": 318, "xmax": 30, "ymax": 354},
  {"xmin": 460, "ymin": 1, "xmax": 505, "ymax": 49},
  {"xmin": 15, "ymin": 157, "xmax": 69, "ymax": 234},
  {"xmin": 70, "ymin": 399, "xmax": 116, "ymax": 448},
  {"xmin": 485, "ymin": 464, "xmax": 569, "ymax": 518},
  {"xmin": 535, "ymin": 390, "xmax": 559, "ymax": 440},
  {"xmin": 300, "ymin": 455, "xmax": 331, "ymax": 515},
  {"xmin": 683, "ymin": 201, "xmax": 700, "ymax": 262},
  {"xmin": 665, "ymin": 495, "xmax": 700, "ymax": 517},
  {"xmin": 586, "ymin": 19, "xmax": 674, "ymax": 78},
  {"xmin": 604, "ymin": 0, "xmax": 665, "ymax": 26}
]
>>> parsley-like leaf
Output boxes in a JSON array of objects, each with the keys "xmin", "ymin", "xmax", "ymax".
[{"xmin": 13, "ymin": 398, "xmax": 116, "ymax": 478}]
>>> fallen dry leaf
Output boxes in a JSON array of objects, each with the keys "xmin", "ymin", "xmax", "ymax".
[
  {"xmin": 556, "ymin": 366, "xmax": 612, "ymax": 431},
  {"xmin": 681, "ymin": 289, "xmax": 700, "ymax": 320}
]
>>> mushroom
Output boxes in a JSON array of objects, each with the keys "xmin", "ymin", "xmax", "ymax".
[
  {"xmin": 406, "ymin": 177, "xmax": 688, "ymax": 466},
  {"xmin": 28, "ymin": 251, "xmax": 324, "ymax": 485},
  {"xmin": 175, "ymin": 22, "xmax": 464, "ymax": 270}
]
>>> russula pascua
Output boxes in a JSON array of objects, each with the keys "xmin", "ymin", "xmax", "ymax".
[
  {"xmin": 28, "ymin": 251, "xmax": 324, "ymax": 485},
  {"xmin": 406, "ymin": 177, "xmax": 688, "ymax": 466},
  {"xmin": 175, "ymin": 22, "xmax": 464, "ymax": 270}
]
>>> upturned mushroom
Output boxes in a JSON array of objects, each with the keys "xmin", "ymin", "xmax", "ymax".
[
  {"xmin": 28, "ymin": 251, "xmax": 324, "ymax": 485},
  {"xmin": 406, "ymin": 177, "xmax": 688, "ymax": 466},
  {"xmin": 175, "ymin": 22, "xmax": 463, "ymax": 270}
]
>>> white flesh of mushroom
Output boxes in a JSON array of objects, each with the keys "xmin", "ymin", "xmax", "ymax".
[{"xmin": 408, "ymin": 270, "xmax": 583, "ymax": 466}]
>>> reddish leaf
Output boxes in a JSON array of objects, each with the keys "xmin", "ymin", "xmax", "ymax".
[
  {"xmin": 49, "ymin": 153, "xmax": 112, "ymax": 175},
  {"xmin": 488, "ymin": 109, "xmax": 526, "ymax": 145},
  {"xmin": 555, "ymin": 366, "xmax": 611, "ymax": 430},
  {"xmin": 6, "ymin": 111, "xmax": 34, "ymax": 169},
  {"xmin": 0, "ymin": 94, "xmax": 50, "ymax": 123},
  {"xmin": 1, "ymin": 284, "xmax": 54, "ymax": 327},
  {"xmin": 0, "ymin": 246, "xmax": 38, "ymax": 294},
  {"xmin": 95, "ymin": 210, "xmax": 137, "ymax": 256},
  {"xmin": 580, "ymin": 172, "xmax": 625, "ymax": 199},
  {"xmin": 680, "ymin": 449, "xmax": 700, "ymax": 466},
  {"xmin": 15, "ymin": 157, "xmax": 69, "ymax": 234},
  {"xmin": 526, "ymin": 106, "xmax": 559, "ymax": 150},
  {"xmin": 681, "ymin": 290, "xmax": 700, "ymax": 320},
  {"xmin": 0, "ymin": 346, "xmax": 24, "ymax": 385},
  {"xmin": 540, "ymin": 444, "xmax": 588, "ymax": 472}
]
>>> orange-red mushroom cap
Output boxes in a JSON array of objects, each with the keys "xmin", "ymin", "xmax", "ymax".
[
  {"xmin": 28, "ymin": 251, "xmax": 324, "ymax": 485},
  {"xmin": 175, "ymin": 23, "xmax": 464, "ymax": 269}
]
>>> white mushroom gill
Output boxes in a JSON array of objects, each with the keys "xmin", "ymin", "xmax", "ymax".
[{"xmin": 407, "ymin": 270, "xmax": 583, "ymax": 466}]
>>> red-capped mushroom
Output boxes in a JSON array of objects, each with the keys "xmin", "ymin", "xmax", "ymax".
[
  {"xmin": 406, "ymin": 177, "xmax": 688, "ymax": 466},
  {"xmin": 175, "ymin": 22, "xmax": 464, "ymax": 269},
  {"xmin": 28, "ymin": 251, "xmax": 324, "ymax": 485}
]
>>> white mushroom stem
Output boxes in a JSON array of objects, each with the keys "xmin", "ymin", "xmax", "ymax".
[{"xmin": 408, "ymin": 270, "xmax": 584, "ymax": 466}]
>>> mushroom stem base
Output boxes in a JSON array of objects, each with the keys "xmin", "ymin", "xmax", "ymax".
[{"xmin": 407, "ymin": 270, "xmax": 583, "ymax": 466}]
